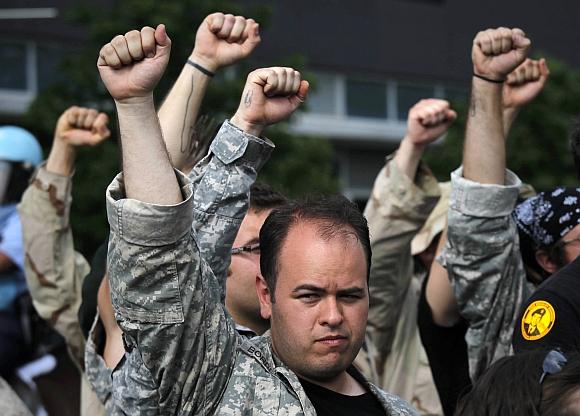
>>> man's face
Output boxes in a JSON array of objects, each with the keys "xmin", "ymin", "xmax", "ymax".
[
  {"xmin": 226, "ymin": 208, "xmax": 271, "ymax": 332},
  {"xmin": 258, "ymin": 221, "xmax": 369, "ymax": 382}
]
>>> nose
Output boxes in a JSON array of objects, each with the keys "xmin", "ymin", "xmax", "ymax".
[{"xmin": 319, "ymin": 297, "xmax": 344, "ymax": 328}]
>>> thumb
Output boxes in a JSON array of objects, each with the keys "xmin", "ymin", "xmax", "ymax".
[
  {"xmin": 539, "ymin": 58, "xmax": 550, "ymax": 77},
  {"xmin": 512, "ymin": 31, "xmax": 531, "ymax": 53},
  {"xmin": 155, "ymin": 24, "xmax": 171, "ymax": 49}
]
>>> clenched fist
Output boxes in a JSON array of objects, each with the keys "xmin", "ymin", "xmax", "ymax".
[
  {"xmin": 406, "ymin": 99, "xmax": 457, "ymax": 146},
  {"xmin": 55, "ymin": 106, "xmax": 110, "ymax": 147},
  {"xmin": 503, "ymin": 58, "xmax": 549, "ymax": 109},
  {"xmin": 192, "ymin": 13, "xmax": 261, "ymax": 72},
  {"xmin": 472, "ymin": 27, "xmax": 531, "ymax": 81},
  {"xmin": 97, "ymin": 24, "xmax": 171, "ymax": 101},
  {"xmin": 230, "ymin": 67, "xmax": 309, "ymax": 136}
]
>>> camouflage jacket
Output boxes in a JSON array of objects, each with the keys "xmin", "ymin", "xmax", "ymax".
[
  {"xmin": 18, "ymin": 164, "xmax": 107, "ymax": 416},
  {"xmin": 440, "ymin": 167, "xmax": 534, "ymax": 381},
  {"xmin": 356, "ymin": 155, "xmax": 443, "ymax": 415},
  {"xmin": 106, "ymin": 121, "xmax": 417, "ymax": 415}
]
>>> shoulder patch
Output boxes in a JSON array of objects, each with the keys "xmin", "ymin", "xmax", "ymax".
[{"xmin": 521, "ymin": 300, "xmax": 556, "ymax": 341}]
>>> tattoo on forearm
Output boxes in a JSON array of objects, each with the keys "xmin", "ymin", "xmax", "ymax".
[
  {"xmin": 469, "ymin": 92, "xmax": 477, "ymax": 118},
  {"xmin": 180, "ymin": 78, "xmax": 196, "ymax": 154},
  {"xmin": 244, "ymin": 90, "xmax": 253, "ymax": 107}
]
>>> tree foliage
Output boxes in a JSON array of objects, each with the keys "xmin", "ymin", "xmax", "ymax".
[
  {"xmin": 22, "ymin": 0, "xmax": 338, "ymax": 257},
  {"xmin": 425, "ymin": 57, "xmax": 580, "ymax": 192}
]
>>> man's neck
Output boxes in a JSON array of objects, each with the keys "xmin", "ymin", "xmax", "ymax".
[
  {"xmin": 233, "ymin": 313, "xmax": 270, "ymax": 336},
  {"xmin": 299, "ymin": 371, "xmax": 366, "ymax": 396}
]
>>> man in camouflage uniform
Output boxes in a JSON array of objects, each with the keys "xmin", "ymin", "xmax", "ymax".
[
  {"xmin": 19, "ymin": 13, "xmax": 262, "ymax": 415},
  {"xmin": 356, "ymin": 98, "xmax": 457, "ymax": 415},
  {"xmin": 439, "ymin": 27, "xmax": 557, "ymax": 380},
  {"xmin": 99, "ymin": 24, "xmax": 417, "ymax": 415}
]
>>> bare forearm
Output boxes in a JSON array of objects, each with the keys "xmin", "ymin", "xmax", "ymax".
[
  {"xmin": 502, "ymin": 107, "xmax": 520, "ymax": 139},
  {"xmin": 116, "ymin": 97, "xmax": 182, "ymax": 204},
  {"xmin": 394, "ymin": 137, "xmax": 426, "ymax": 181},
  {"xmin": 158, "ymin": 60, "xmax": 212, "ymax": 171},
  {"xmin": 46, "ymin": 139, "xmax": 76, "ymax": 176},
  {"xmin": 463, "ymin": 78, "xmax": 505, "ymax": 184}
]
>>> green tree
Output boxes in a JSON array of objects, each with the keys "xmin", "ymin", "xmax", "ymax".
[
  {"xmin": 425, "ymin": 57, "xmax": 580, "ymax": 191},
  {"xmin": 23, "ymin": 0, "xmax": 338, "ymax": 257}
]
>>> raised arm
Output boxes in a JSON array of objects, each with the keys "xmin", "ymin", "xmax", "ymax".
[
  {"xmin": 159, "ymin": 12, "xmax": 261, "ymax": 172},
  {"xmin": 364, "ymin": 99, "xmax": 455, "ymax": 371},
  {"xmin": 98, "ymin": 24, "xmax": 179, "ymax": 204},
  {"xmin": 444, "ymin": 28, "xmax": 533, "ymax": 380},
  {"xmin": 100, "ymin": 22, "xmax": 307, "ymax": 409},
  {"xmin": 19, "ymin": 106, "xmax": 110, "ymax": 368},
  {"xmin": 464, "ymin": 27, "xmax": 530, "ymax": 184},
  {"xmin": 503, "ymin": 58, "xmax": 550, "ymax": 136}
]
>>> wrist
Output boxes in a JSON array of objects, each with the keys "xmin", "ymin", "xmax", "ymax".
[
  {"xmin": 189, "ymin": 51, "xmax": 219, "ymax": 73},
  {"xmin": 400, "ymin": 135, "xmax": 428, "ymax": 155},
  {"xmin": 46, "ymin": 138, "xmax": 76, "ymax": 176},
  {"xmin": 114, "ymin": 94, "xmax": 154, "ymax": 107},
  {"xmin": 230, "ymin": 113, "xmax": 264, "ymax": 137}
]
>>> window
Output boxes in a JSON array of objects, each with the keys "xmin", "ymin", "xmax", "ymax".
[
  {"xmin": 346, "ymin": 79, "xmax": 387, "ymax": 119},
  {"xmin": 0, "ymin": 42, "xmax": 27, "ymax": 90},
  {"xmin": 37, "ymin": 44, "xmax": 67, "ymax": 91},
  {"xmin": 397, "ymin": 83, "xmax": 435, "ymax": 120},
  {"xmin": 308, "ymin": 72, "xmax": 338, "ymax": 115}
]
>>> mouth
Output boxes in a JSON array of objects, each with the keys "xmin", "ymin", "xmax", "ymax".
[{"xmin": 315, "ymin": 335, "xmax": 348, "ymax": 347}]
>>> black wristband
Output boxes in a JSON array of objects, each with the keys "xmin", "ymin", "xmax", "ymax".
[
  {"xmin": 187, "ymin": 59, "xmax": 215, "ymax": 77},
  {"xmin": 473, "ymin": 73, "xmax": 504, "ymax": 84}
]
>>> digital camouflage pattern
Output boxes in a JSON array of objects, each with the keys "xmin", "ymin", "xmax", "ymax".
[
  {"xmin": 18, "ymin": 165, "xmax": 106, "ymax": 415},
  {"xmin": 106, "ymin": 121, "xmax": 417, "ymax": 415},
  {"xmin": 440, "ymin": 168, "xmax": 534, "ymax": 381},
  {"xmin": 357, "ymin": 155, "xmax": 443, "ymax": 414}
]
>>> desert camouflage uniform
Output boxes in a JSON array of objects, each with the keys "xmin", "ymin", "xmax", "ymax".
[
  {"xmin": 440, "ymin": 167, "xmax": 534, "ymax": 381},
  {"xmin": 0, "ymin": 376, "xmax": 32, "ymax": 416},
  {"xmin": 356, "ymin": 155, "xmax": 443, "ymax": 415},
  {"xmin": 106, "ymin": 121, "xmax": 417, "ymax": 415},
  {"xmin": 18, "ymin": 165, "xmax": 107, "ymax": 415}
]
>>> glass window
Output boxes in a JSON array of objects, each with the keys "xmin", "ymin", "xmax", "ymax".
[
  {"xmin": 37, "ymin": 43, "xmax": 67, "ymax": 91},
  {"xmin": 397, "ymin": 83, "xmax": 435, "ymax": 120},
  {"xmin": 0, "ymin": 42, "xmax": 27, "ymax": 90},
  {"xmin": 346, "ymin": 79, "xmax": 387, "ymax": 119},
  {"xmin": 308, "ymin": 73, "xmax": 338, "ymax": 115}
]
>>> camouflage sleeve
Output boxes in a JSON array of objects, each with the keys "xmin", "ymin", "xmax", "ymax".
[
  {"xmin": 106, "ymin": 128, "xmax": 273, "ymax": 414},
  {"xmin": 18, "ymin": 165, "xmax": 90, "ymax": 368},
  {"xmin": 440, "ymin": 167, "xmax": 533, "ymax": 380},
  {"xmin": 364, "ymin": 155, "xmax": 440, "ymax": 370},
  {"xmin": 188, "ymin": 120, "xmax": 274, "ymax": 294}
]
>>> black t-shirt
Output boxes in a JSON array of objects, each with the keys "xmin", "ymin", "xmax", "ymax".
[
  {"xmin": 417, "ymin": 277, "xmax": 471, "ymax": 416},
  {"xmin": 513, "ymin": 255, "xmax": 580, "ymax": 353},
  {"xmin": 299, "ymin": 376, "xmax": 384, "ymax": 416}
]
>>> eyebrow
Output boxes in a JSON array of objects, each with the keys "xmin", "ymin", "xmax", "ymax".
[{"xmin": 292, "ymin": 284, "xmax": 365, "ymax": 296}]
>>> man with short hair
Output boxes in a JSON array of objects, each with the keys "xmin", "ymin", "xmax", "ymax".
[
  {"xmin": 227, "ymin": 182, "xmax": 287, "ymax": 337},
  {"xmin": 98, "ymin": 23, "xmax": 416, "ymax": 415}
]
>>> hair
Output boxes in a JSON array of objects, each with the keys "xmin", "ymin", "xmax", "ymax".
[
  {"xmin": 259, "ymin": 194, "xmax": 371, "ymax": 302},
  {"xmin": 249, "ymin": 182, "xmax": 287, "ymax": 213},
  {"xmin": 518, "ymin": 229, "xmax": 568, "ymax": 285},
  {"xmin": 455, "ymin": 349, "xmax": 580, "ymax": 416}
]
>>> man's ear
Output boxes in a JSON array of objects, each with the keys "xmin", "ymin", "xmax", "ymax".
[
  {"xmin": 535, "ymin": 249, "xmax": 559, "ymax": 275},
  {"xmin": 256, "ymin": 274, "xmax": 272, "ymax": 320}
]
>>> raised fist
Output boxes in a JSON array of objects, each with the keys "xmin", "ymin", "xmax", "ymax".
[
  {"xmin": 472, "ymin": 27, "xmax": 531, "ymax": 81},
  {"xmin": 191, "ymin": 13, "xmax": 261, "ymax": 72},
  {"xmin": 97, "ymin": 24, "xmax": 171, "ymax": 101},
  {"xmin": 230, "ymin": 67, "xmax": 309, "ymax": 136},
  {"xmin": 55, "ymin": 106, "xmax": 110, "ymax": 147},
  {"xmin": 406, "ymin": 99, "xmax": 457, "ymax": 146},
  {"xmin": 503, "ymin": 58, "xmax": 549, "ymax": 109}
]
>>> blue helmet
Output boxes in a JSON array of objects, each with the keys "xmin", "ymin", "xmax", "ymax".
[{"xmin": 0, "ymin": 126, "xmax": 43, "ymax": 167}]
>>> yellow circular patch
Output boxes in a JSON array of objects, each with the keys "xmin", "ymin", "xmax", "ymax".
[{"xmin": 521, "ymin": 300, "xmax": 556, "ymax": 341}]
